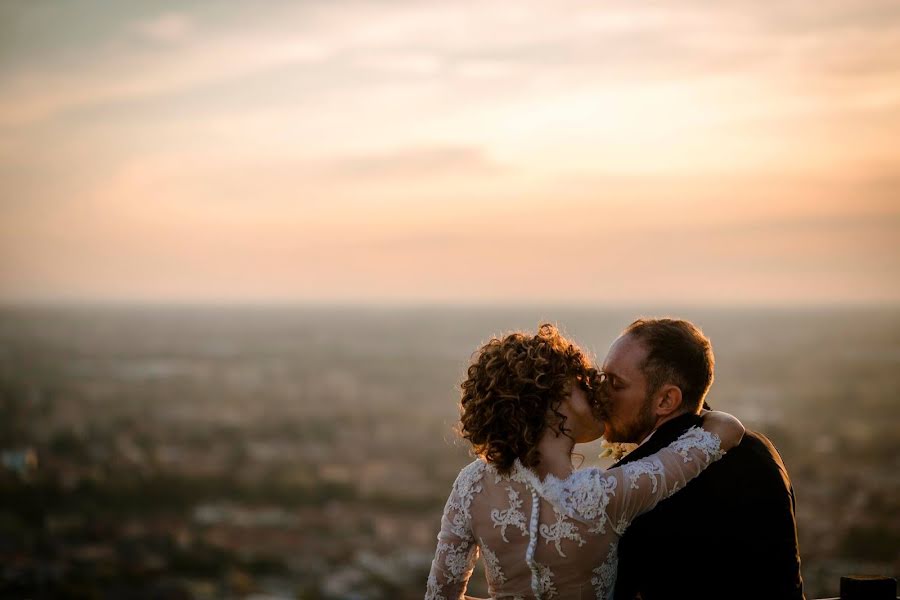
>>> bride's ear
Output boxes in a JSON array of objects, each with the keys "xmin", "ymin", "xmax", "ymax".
[{"xmin": 655, "ymin": 385, "xmax": 683, "ymax": 417}]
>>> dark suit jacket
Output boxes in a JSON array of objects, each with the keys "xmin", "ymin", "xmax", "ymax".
[{"xmin": 611, "ymin": 412, "xmax": 805, "ymax": 600}]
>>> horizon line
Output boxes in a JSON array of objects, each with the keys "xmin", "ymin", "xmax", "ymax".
[{"xmin": 2, "ymin": 298, "xmax": 899, "ymax": 311}]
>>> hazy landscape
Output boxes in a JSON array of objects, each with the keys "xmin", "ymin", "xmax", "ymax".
[{"xmin": 1, "ymin": 305, "xmax": 898, "ymax": 599}]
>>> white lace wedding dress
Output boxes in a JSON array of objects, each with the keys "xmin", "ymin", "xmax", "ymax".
[{"xmin": 425, "ymin": 426, "xmax": 724, "ymax": 600}]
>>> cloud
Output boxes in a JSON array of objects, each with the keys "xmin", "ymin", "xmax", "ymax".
[
  {"xmin": 354, "ymin": 52, "xmax": 443, "ymax": 76},
  {"xmin": 1, "ymin": 0, "xmax": 899, "ymax": 303},
  {"xmin": 0, "ymin": 33, "xmax": 332, "ymax": 127},
  {"xmin": 132, "ymin": 12, "xmax": 193, "ymax": 43},
  {"xmin": 2, "ymin": 0, "xmax": 898, "ymax": 131},
  {"xmin": 0, "ymin": 3, "xmax": 752, "ymax": 127},
  {"xmin": 323, "ymin": 145, "xmax": 501, "ymax": 179}
]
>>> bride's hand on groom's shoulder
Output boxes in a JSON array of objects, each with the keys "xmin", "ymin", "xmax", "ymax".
[{"xmin": 700, "ymin": 410, "xmax": 745, "ymax": 451}]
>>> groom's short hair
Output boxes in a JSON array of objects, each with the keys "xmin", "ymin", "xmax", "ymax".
[{"xmin": 624, "ymin": 318, "xmax": 714, "ymax": 414}]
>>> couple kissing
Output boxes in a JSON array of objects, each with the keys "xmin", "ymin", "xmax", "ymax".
[{"xmin": 426, "ymin": 318, "xmax": 804, "ymax": 600}]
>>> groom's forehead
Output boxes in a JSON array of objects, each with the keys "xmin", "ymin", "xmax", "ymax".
[{"xmin": 603, "ymin": 334, "xmax": 648, "ymax": 376}]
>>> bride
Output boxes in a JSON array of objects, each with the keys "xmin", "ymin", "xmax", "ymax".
[{"xmin": 425, "ymin": 324, "xmax": 744, "ymax": 600}]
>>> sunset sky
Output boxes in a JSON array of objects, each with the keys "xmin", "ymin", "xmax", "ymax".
[{"xmin": 1, "ymin": 0, "xmax": 898, "ymax": 305}]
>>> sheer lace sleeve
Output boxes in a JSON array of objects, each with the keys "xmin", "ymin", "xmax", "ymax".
[
  {"xmin": 425, "ymin": 461, "xmax": 484, "ymax": 600},
  {"xmin": 542, "ymin": 426, "xmax": 724, "ymax": 534}
]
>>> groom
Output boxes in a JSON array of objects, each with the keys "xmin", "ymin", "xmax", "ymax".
[{"xmin": 598, "ymin": 318, "xmax": 804, "ymax": 600}]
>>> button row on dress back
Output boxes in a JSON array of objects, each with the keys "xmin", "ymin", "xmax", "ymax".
[{"xmin": 525, "ymin": 485, "xmax": 541, "ymax": 599}]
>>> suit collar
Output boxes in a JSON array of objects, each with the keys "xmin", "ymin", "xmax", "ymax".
[
  {"xmin": 613, "ymin": 412, "xmax": 703, "ymax": 467},
  {"xmin": 653, "ymin": 412, "xmax": 703, "ymax": 443}
]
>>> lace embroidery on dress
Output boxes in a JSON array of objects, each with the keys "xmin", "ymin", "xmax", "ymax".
[
  {"xmin": 664, "ymin": 480, "xmax": 682, "ymax": 500},
  {"xmin": 670, "ymin": 427, "xmax": 723, "ymax": 464},
  {"xmin": 591, "ymin": 541, "xmax": 618, "ymax": 600},
  {"xmin": 534, "ymin": 561, "xmax": 558, "ymax": 599},
  {"xmin": 425, "ymin": 571, "xmax": 447, "ymax": 600},
  {"xmin": 424, "ymin": 426, "xmax": 728, "ymax": 600},
  {"xmin": 622, "ymin": 456, "xmax": 665, "ymax": 493},
  {"xmin": 539, "ymin": 505, "xmax": 586, "ymax": 558},
  {"xmin": 480, "ymin": 539, "xmax": 506, "ymax": 588},
  {"xmin": 541, "ymin": 470, "xmax": 617, "ymax": 534},
  {"xmin": 446, "ymin": 461, "xmax": 486, "ymax": 537},
  {"xmin": 508, "ymin": 460, "xmax": 530, "ymax": 485},
  {"xmin": 437, "ymin": 539, "xmax": 479, "ymax": 582},
  {"xmin": 612, "ymin": 514, "xmax": 630, "ymax": 537},
  {"xmin": 490, "ymin": 485, "xmax": 528, "ymax": 542}
]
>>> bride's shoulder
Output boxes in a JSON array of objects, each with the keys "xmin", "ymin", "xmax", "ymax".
[
  {"xmin": 449, "ymin": 458, "xmax": 491, "ymax": 497},
  {"xmin": 451, "ymin": 458, "xmax": 536, "ymax": 492},
  {"xmin": 454, "ymin": 457, "xmax": 487, "ymax": 481},
  {"xmin": 539, "ymin": 465, "xmax": 616, "ymax": 499}
]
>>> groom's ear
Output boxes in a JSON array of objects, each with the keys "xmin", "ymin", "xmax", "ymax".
[{"xmin": 655, "ymin": 384, "xmax": 683, "ymax": 417}]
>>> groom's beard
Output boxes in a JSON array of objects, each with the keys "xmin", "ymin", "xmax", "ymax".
[{"xmin": 607, "ymin": 392, "xmax": 657, "ymax": 444}]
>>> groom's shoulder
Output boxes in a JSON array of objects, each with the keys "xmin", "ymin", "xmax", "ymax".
[
  {"xmin": 734, "ymin": 429, "xmax": 788, "ymax": 468},
  {"xmin": 722, "ymin": 428, "xmax": 793, "ymax": 491}
]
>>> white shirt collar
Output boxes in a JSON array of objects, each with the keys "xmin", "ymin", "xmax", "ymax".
[{"xmin": 638, "ymin": 428, "xmax": 658, "ymax": 447}]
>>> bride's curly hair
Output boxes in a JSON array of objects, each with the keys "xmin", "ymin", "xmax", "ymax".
[{"xmin": 458, "ymin": 324, "xmax": 601, "ymax": 475}]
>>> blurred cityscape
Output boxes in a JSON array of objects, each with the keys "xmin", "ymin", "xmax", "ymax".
[{"xmin": 1, "ymin": 306, "xmax": 898, "ymax": 599}]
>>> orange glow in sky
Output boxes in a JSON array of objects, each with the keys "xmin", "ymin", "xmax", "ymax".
[{"xmin": 1, "ymin": 1, "xmax": 898, "ymax": 305}]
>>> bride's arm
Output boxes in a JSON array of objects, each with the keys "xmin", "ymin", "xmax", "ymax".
[
  {"xmin": 425, "ymin": 468, "xmax": 481, "ymax": 600},
  {"xmin": 542, "ymin": 411, "xmax": 744, "ymax": 531}
]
